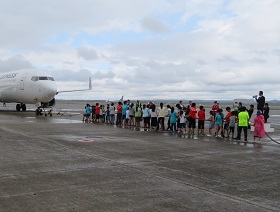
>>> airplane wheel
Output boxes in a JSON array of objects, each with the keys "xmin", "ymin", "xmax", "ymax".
[
  {"xmin": 16, "ymin": 104, "xmax": 21, "ymax": 111},
  {"xmin": 21, "ymin": 104, "xmax": 26, "ymax": 111}
]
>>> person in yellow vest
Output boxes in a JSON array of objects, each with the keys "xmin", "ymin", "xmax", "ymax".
[{"xmin": 234, "ymin": 106, "xmax": 249, "ymax": 142}]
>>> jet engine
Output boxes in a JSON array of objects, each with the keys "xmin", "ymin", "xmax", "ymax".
[{"xmin": 41, "ymin": 98, "xmax": 56, "ymax": 108}]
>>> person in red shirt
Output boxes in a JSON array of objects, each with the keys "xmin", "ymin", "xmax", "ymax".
[
  {"xmin": 95, "ymin": 103, "xmax": 100, "ymax": 123},
  {"xmin": 223, "ymin": 107, "xmax": 232, "ymax": 138},
  {"xmin": 212, "ymin": 101, "xmax": 220, "ymax": 117},
  {"xmin": 197, "ymin": 105, "xmax": 205, "ymax": 135},
  {"xmin": 188, "ymin": 102, "xmax": 197, "ymax": 135},
  {"xmin": 116, "ymin": 101, "xmax": 123, "ymax": 126}
]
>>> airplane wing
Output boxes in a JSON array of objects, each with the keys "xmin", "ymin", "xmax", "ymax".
[{"xmin": 56, "ymin": 77, "xmax": 92, "ymax": 94}]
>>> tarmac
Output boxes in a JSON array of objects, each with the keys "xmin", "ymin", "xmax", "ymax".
[{"xmin": 0, "ymin": 104, "xmax": 280, "ymax": 211}]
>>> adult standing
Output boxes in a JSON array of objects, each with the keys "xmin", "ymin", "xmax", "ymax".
[
  {"xmin": 255, "ymin": 91, "xmax": 265, "ymax": 114},
  {"xmin": 234, "ymin": 107, "xmax": 249, "ymax": 142}
]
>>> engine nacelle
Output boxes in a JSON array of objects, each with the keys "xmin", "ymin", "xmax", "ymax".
[{"xmin": 41, "ymin": 98, "xmax": 56, "ymax": 108}]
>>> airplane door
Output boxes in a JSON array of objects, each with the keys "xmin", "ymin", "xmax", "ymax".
[{"xmin": 20, "ymin": 74, "xmax": 27, "ymax": 90}]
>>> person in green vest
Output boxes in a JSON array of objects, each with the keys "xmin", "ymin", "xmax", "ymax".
[
  {"xmin": 234, "ymin": 106, "xmax": 249, "ymax": 142},
  {"xmin": 135, "ymin": 105, "xmax": 142, "ymax": 127}
]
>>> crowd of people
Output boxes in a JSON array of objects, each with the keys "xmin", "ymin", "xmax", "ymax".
[{"xmin": 83, "ymin": 91, "xmax": 269, "ymax": 142}]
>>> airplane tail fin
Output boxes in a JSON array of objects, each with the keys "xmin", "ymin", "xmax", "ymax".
[
  {"xmin": 120, "ymin": 95, "xmax": 124, "ymax": 102},
  {"xmin": 89, "ymin": 77, "xmax": 92, "ymax": 90}
]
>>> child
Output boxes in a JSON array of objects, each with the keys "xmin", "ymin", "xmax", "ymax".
[
  {"xmin": 253, "ymin": 110, "xmax": 265, "ymax": 142},
  {"xmin": 129, "ymin": 103, "xmax": 135, "ymax": 126},
  {"xmin": 95, "ymin": 103, "xmax": 100, "ymax": 123},
  {"xmin": 165, "ymin": 105, "xmax": 171, "ymax": 131},
  {"xmin": 150, "ymin": 104, "xmax": 158, "ymax": 131},
  {"xmin": 263, "ymin": 103, "xmax": 270, "ymax": 123},
  {"xmin": 135, "ymin": 106, "xmax": 142, "ymax": 127},
  {"xmin": 197, "ymin": 106, "xmax": 205, "ymax": 135},
  {"xmin": 109, "ymin": 103, "xmax": 115, "ymax": 124},
  {"xmin": 116, "ymin": 101, "xmax": 123, "ymax": 126},
  {"xmin": 228, "ymin": 110, "xmax": 237, "ymax": 139},
  {"xmin": 215, "ymin": 108, "xmax": 224, "ymax": 137},
  {"xmin": 178, "ymin": 110, "xmax": 186, "ymax": 134},
  {"xmin": 85, "ymin": 104, "xmax": 91, "ymax": 123},
  {"xmin": 223, "ymin": 107, "xmax": 232, "ymax": 138},
  {"xmin": 169, "ymin": 107, "xmax": 177, "ymax": 132},
  {"xmin": 101, "ymin": 105, "xmax": 106, "ymax": 123},
  {"xmin": 207, "ymin": 110, "xmax": 215, "ymax": 136},
  {"xmin": 188, "ymin": 103, "xmax": 197, "ymax": 135},
  {"xmin": 106, "ymin": 105, "xmax": 111, "ymax": 124},
  {"xmin": 142, "ymin": 104, "xmax": 151, "ymax": 128},
  {"xmin": 125, "ymin": 107, "xmax": 130, "ymax": 127}
]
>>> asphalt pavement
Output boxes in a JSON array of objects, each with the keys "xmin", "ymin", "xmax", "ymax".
[{"xmin": 0, "ymin": 107, "xmax": 279, "ymax": 211}]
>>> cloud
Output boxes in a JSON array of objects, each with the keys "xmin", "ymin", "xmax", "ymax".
[
  {"xmin": 77, "ymin": 47, "xmax": 98, "ymax": 60},
  {"xmin": 0, "ymin": 55, "xmax": 33, "ymax": 72},
  {"xmin": 1, "ymin": 0, "xmax": 280, "ymax": 101},
  {"xmin": 141, "ymin": 16, "xmax": 170, "ymax": 33}
]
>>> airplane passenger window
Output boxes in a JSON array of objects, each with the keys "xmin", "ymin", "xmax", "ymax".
[
  {"xmin": 39, "ymin": 76, "xmax": 48, "ymax": 80},
  {"xmin": 31, "ymin": 76, "xmax": 39, "ymax": 81},
  {"xmin": 48, "ymin": 77, "xmax": 55, "ymax": 81}
]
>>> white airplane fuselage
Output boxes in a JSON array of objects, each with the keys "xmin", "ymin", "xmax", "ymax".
[{"xmin": 0, "ymin": 69, "xmax": 57, "ymax": 107}]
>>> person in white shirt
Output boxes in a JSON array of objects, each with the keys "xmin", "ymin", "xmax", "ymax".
[
  {"xmin": 177, "ymin": 110, "xmax": 186, "ymax": 134},
  {"xmin": 150, "ymin": 104, "xmax": 158, "ymax": 130},
  {"xmin": 109, "ymin": 103, "xmax": 115, "ymax": 124},
  {"xmin": 157, "ymin": 102, "xmax": 166, "ymax": 131}
]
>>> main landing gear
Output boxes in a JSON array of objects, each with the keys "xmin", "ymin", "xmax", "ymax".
[{"xmin": 16, "ymin": 103, "xmax": 26, "ymax": 111}]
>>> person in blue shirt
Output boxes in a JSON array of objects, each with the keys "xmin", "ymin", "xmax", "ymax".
[
  {"xmin": 122, "ymin": 100, "xmax": 128, "ymax": 126},
  {"xmin": 169, "ymin": 107, "xmax": 177, "ymax": 132},
  {"xmin": 215, "ymin": 108, "xmax": 224, "ymax": 137},
  {"xmin": 142, "ymin": 104, "xmax": 151, "ymax": 128},
  {"xmin": 85, "ymin": 104, "xmax": 91, "ymax": 123}
]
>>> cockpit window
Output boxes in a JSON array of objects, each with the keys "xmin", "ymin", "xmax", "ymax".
[
  {"xmin": 39, "ymin": 76, "xmax": 48, "ymax": 80},
  {"xmin": 31, "ymin": 76, "xmax": 55, "ymax": 81}
]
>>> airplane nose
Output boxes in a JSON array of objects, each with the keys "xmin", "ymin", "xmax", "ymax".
[
  {"xmin": 40, "ymin": 82, "xmax": 57, "ymax": 100},
  {"xmin": 47, "ymin": 85, "xmax": 57, "ymax": 97}
]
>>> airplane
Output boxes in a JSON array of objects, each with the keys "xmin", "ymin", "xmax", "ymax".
[
  {"xmin": 0, "ymin": 69, "xmax": 92, "ymax": 115},
  {"xmin": 106, "ymin": 95, "xmax": 124, "ymax": 104}
]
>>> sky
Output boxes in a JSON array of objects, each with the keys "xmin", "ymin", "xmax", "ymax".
[{"xmin": 0, "ymin": 0, "xmax": 280, "ymax": 101}]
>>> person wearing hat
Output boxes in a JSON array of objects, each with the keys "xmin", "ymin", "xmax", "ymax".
[{"xmin": 252, "ymin": 110, "xmax": 265, "ymax": 142}]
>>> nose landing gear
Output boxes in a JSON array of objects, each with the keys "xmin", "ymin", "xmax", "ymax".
[{"xmin": 35, "ymin": 108, "xmax": 53, "ymax": 116}]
